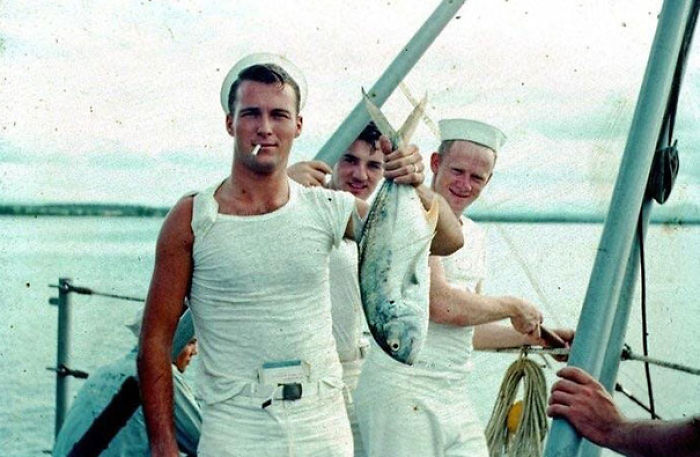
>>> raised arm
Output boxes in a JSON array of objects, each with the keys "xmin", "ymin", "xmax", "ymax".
[
  {"xmin": 137, "ymin": 197, "xmax": 194, "ymax": 457},
  {"xmin": 380, "ymin": 136, "xmax": 463, "ymax": 255}
]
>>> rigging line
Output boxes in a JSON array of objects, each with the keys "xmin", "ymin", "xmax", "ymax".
[
  {"xmin": 493, "ymin": 226, "xmax": 562, "ymax": 328},
  {"xmin": 614, "ymin": 383, "xmax": 663, "ymax": 420},
  {"xmin": 638, "ymin": 212, "xmax": 656, "ymax": 419},
  {"xmin": 49, "ymin": 283, "xmax": 145, "ymax": 303},
  {"xmin": 621, "ymin": 345, "xmax": 700, "ymax": 376}
]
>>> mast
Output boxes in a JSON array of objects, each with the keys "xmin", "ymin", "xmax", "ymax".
[
  {"xmin": 313, "ymin": 0, "xmax": 466, "ymax": 165},
  {"xmin": 544, "ymin": 1, "xmax": 697, "ymax": 455}
]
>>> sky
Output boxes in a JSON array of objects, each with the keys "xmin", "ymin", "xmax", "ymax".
[{"xmin": 1, "ymin": 0, "xmax": 698, "ymax": 217}]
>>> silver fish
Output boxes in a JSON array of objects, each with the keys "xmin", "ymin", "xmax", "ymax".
[{"xmin": 358, "ymin": 91, "xmax": 438, "ymax": 365}]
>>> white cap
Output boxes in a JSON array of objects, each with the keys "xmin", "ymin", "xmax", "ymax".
[
  {"xmin": 126, "ymin": 308, "xmax": 194, "ymax": 361},
  {"xmin": 438, "ymin": 118, "xmax": 506, "ymax": 152},
  {"xmin": 220, "ymin": 52, "xmax": 308, "ymax": 114}
]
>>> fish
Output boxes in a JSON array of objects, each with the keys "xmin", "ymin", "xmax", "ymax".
[{"xmin": 357, "ymin": 90, "xmax": 438, "ymax": 365}]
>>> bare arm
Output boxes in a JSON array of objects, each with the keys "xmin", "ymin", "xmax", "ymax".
[
  {"xmin": 415, "ymin": 185, "xmax": 463, "ymax": 255},
  {"xmin": 381, "ymin": 136, "xmax": 463, "ymax": 255},
  {"xmin": 429, "ymin": 257, "xmax": 542, "ymax": 331},
  {"xmin": 137, "ymin": 197, "xmax": 194, "ymax": 457},
  {"xmin": 287, "ymin": 160, "xmax": 332, "ymax": 187},
  {"xmin": 547, "ymin": 367, "xmax": 700, "ymax": 457}
]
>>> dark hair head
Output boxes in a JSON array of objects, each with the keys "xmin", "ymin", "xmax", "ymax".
[
  {"xmin": 227, "ymin": 63, "xmax": 301, "ymax": 114},
  {"xmin": 357, "ymin": 121, "xmax": 382, "ymax": 149}
]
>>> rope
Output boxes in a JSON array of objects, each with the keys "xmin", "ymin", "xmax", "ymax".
[
  {"xmin": 485, "ymin": 353, "xmax": 548, "ymax": 457},
  {"xmin": 50, "ymin": 283, "xmax": 145, "ymax": 303}
]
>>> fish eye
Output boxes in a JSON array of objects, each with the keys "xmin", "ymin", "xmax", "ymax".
[{"xmin": 388, "ymin": 340, "xmax": 400, "ymax": 351}]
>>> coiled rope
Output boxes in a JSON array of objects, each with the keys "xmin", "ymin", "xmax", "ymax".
[{"xmin": 485, "ymin": 353, "xmax": 548, "ymax": 457}]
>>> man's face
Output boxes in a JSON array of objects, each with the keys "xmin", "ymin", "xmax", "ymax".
[
  {"xmin": 430, "ymin": 140, "xmax": 495, "ymax": 215},
  {"xmin": 226, "ymin": 80, "xmax": 303, "ymax": 174},
  {"xmin": 175, "ymin": 338, "xmax": 198, "ymax": 373},
  {"xmin": 330, "ymin": 139, "xmax": 383, "ymax": 200}
]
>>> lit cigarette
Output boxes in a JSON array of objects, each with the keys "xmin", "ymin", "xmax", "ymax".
[{"xmin": 251, "ymin": 144, "xmax": 261, "ymax": 156}]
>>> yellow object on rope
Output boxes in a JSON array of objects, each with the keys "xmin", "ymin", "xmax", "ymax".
[{"xmin": 485, "ymin": 353, "xmax": 549, "ymax": 457}]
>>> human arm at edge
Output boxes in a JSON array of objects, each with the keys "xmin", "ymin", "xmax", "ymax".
[
  {"xmin": 137, "ymin": 197, "xmax": 194, "ymax": 457},
  {"xmin": 547, "ymin": 366, "xmax": 700, "ymax": 457}
]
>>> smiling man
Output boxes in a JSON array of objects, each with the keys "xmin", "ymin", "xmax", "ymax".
[
  {"xmin": 137, "ymin": 53, "xmax": 462, "ymax": 457},
  {"xmin": 354, "ymin": 118, "xmax": 573, "ymax": 457}
]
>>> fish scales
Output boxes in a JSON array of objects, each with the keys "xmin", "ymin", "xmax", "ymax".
[{"xmin": 358, "ymin": 179, "xmax": 438, "ymax": 365}]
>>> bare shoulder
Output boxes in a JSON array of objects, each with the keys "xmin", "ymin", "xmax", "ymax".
[{"xmin": 157, "ymin": 196, "xmax": 195, "ymax": 251}]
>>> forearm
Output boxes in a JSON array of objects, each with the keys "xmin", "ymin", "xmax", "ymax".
[
  {"xmin": 473, "ymin": 323, "xmax": 530, "ymax": 350},
  {"xmin": 138, "ymin": 346, "xmax": 179, "ymax": 456},
  {"xmin": 609, "ymin": 416, "xmax": 700, "ymax": 457},
  {"xmin": 430, "ymin": 283, "xmax": 519, "ymax": 327},
  {"xmin": 415, "ymin": 185, "xmax": 463, "ymax": 255}
]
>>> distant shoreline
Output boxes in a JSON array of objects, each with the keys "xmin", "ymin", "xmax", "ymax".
[
  {"xmin": 0, "ymin": 203, "xmax": 169, "ymax": 218},
  {"xmin": 2, "ymin": 203, "xmax": 698, "ymax": 225}
]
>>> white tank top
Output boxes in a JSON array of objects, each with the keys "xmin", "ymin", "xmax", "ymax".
[
  {"xmin": 188, "ymin": 179, "xmax": 355, "ymax": 404},
  {"xmin": 414, "ymin": 217, "xmax": 486, "ymax": 378}
]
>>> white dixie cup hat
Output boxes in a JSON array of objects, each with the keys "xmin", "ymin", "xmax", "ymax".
[
  {"xmin": 438, "ymin": 118, "xmax": 507, "ymax": 152},
  {"xmin": 220, "ymin": 52, "xmax": 308, "ymax": 114}
]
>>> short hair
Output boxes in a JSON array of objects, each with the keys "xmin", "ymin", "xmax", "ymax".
[
  {"xmin": 438, "ymin": 139, "xmax": 498, "ymax": 166},
  {"xmin": 227, "ymin": 63, "xmax": 301, "ymax": 114},
  {"xmin": 357, "ymin": 121, "xmax": 382, "ymax": 149}
]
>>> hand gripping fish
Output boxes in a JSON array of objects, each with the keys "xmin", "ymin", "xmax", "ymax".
[{"xmin": 358, "ymin": 90, "xmax": 439, "ymax": 365}]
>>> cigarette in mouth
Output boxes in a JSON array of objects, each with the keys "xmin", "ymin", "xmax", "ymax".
[{"xmin": 251, "ymin": 144, "xmax": 261, "ymax": 156}]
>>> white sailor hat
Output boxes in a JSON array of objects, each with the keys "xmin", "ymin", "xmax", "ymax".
[
  {"xmin": 438, "ymin": 118, "xmax": 506, "ymax": 152},
  {"xmin": 220, "ymin": 52, "xmax": 308, "ymax": 114},
  {"xmin": 127, "ymin": 308, "xmax": 195, "ymax": 361}
]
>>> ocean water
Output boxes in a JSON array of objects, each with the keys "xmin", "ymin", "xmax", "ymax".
[{"xmin": 0, "ymin": 215, "xmax": 698, "ymax": 456}]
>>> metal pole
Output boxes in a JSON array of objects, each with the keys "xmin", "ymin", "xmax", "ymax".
[
  {"xmin": 578, "ymin": 201, "xmax": 652, "ymax": 457},
  {"xmin": 313, "ymin": 0, "xmax": 466, "ymax": 165},
  {"xmin": 543, "ymin": 1, "xmax": 693, "ymax": 456},
  {"xmin": 55, "ymin": 277, "xmax": 73, "ymax": 437}
]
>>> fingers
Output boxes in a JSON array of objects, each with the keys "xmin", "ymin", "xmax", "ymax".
[
  {"xmin": 556, "ymin": 366, "xmax": 596, "ymax": 385},
  {"xmin": 309, "ymin": 160, "xmax": 333, "ymax": 174},
  {"xmin": 381, "ymin": 139, "xmax": 425, "ymax": 186}
]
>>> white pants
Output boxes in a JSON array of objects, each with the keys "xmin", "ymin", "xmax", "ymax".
[
  {"xmin": 198, "ymin": 388, "xmax": 353, "ymax": 457},
  {"xmin": 354, "ymin": 363, "xmax": 488, "ymax": 457},
  {"xmin": 342, "ymin": 358, "xmax": 366, "ymax": 457}
]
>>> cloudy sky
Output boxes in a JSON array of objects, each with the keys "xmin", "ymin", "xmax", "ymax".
[{"xmin": 1, "ymin": 0, "xmax": 697, "ymax": 216}]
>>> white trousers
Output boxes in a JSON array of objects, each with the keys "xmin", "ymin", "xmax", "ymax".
[
  {"xmin": 198, "ymin": 388, "xmax": 353, "ymax": 457},
  {"xmin": 354, "ymin": 365, "xmax": 488, "ymax": 457}
]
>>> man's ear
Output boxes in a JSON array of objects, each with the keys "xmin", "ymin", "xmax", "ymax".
[
  {"xmin": 225, "ymin": 114, "xmax": 235, "ymax": 137},
  {"xmin": 430, "ymin": 152, "xmax": 441, "ymax": 175},
  {"xmin": 295, "ymin": 114, "xmax": 303, "ymax": 138}
]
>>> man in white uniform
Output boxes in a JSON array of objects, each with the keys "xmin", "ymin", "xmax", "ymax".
[
  {"xmin": 354, "ymin": 119, "xmax": 574, "ymax": 457},
  {"xmin": 288, "ymin": 122, "xmax": 383, "ymax": 457},
  {"xmin": 137, "ymin": 53, "xmax": 463, "ymax": 457}
]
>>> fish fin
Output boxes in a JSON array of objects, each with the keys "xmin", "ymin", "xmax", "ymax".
[
  {"xmin": 424, "ymin": 193, "xmax": 439, "ymax": 233},
  {"xmin": 361, "ymin": 88, "xmax": 401, "ymax": 148},
  {"xmin": 399, "ymin": 83, "xmax": 440, "ymax": 140},
  {"xmin": 397, "ymin": 92, "xmax": 427, "ymax": 145}
]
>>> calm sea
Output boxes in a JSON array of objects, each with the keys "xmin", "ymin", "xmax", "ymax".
[{"xmin": 1, "ymin": 215, "xmax": 698, "ymax": 456}]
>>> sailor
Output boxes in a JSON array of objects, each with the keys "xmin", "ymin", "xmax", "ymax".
[
  {"xmin": 52, "ymin": 311, "xmax": 200, "ymax": 457},
  {"xmin": 137, "ymin": 53, "xmax": 463, "ymax": 457},
  {"xmin": 287, "ymin": 121, "xmax": 383, "ymax": 457},
  {"xmin": 354, "ymin": 118, "xmax": 574, "ymax": 456}
]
